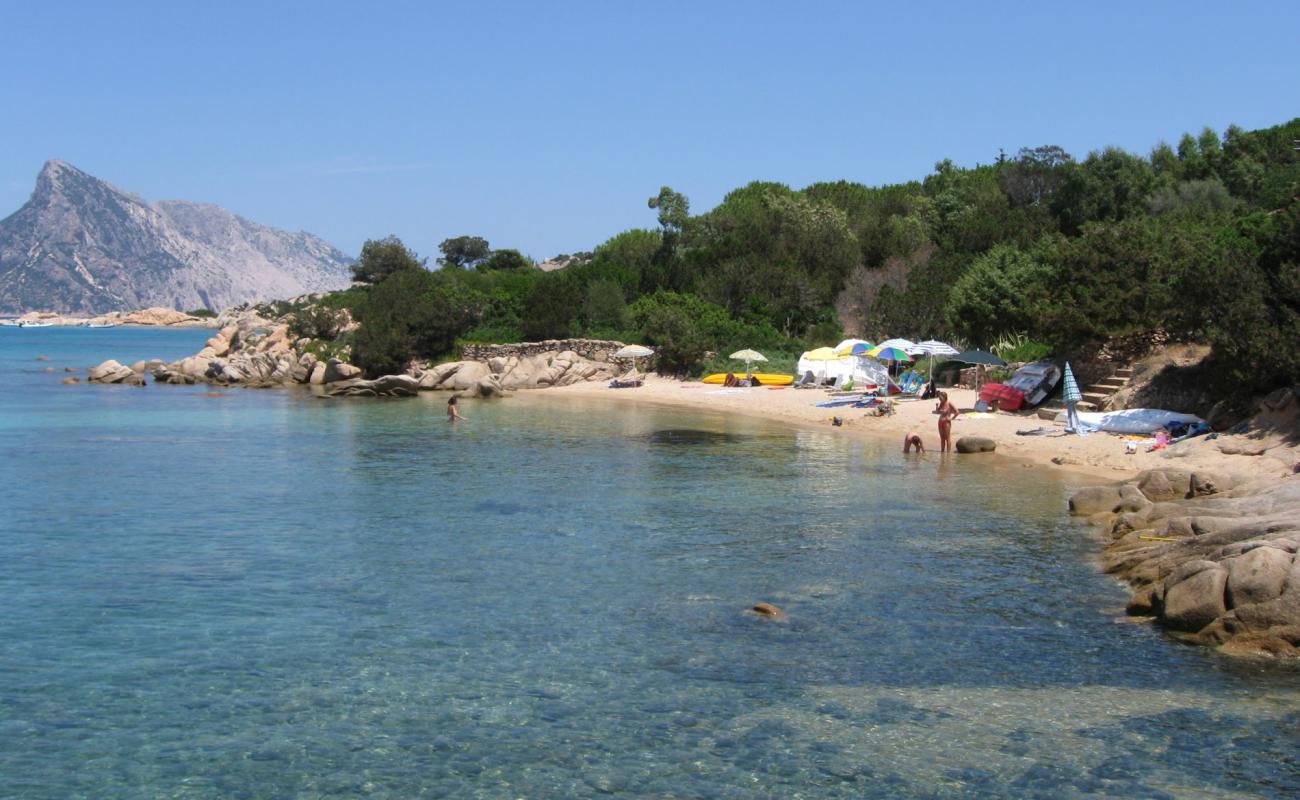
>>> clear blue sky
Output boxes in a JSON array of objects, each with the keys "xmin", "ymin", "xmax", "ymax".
[{"xmin": 2, "ymin": 1, "xmax": 1296, "ymax": 261}]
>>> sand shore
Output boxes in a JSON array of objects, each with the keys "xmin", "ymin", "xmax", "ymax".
[{"xmin": 541, "ymin": 375, "xmax": 1297, "ymax": 487}]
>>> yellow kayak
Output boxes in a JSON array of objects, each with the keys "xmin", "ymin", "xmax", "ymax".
[{"xmin": 701, "ymin": 373, "xmax": 794, "ymax": 386}]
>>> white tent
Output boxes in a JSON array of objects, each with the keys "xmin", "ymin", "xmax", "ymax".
[{"xmin": 796, "ymin": 350, "xmax": 890, "ymax": 388}]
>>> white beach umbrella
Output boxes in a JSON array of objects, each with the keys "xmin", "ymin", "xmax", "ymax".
[
  {"xmin": 613, "ymin": 344, "xmax": 654, "ymax": 374},
  {"xmin": 908, "ymin": 340, "xmax": 959, "ymax": 378},
  {"xmin": 877, "ymin": 338, "xmax": 916, "ymax": 351},
  {"xmin": 729, "ymin": 349, "xmax": 767, "ymax": 377}
]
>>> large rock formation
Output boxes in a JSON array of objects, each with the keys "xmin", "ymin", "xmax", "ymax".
[
  {"xmin": 1072, "ymin": 468, "xmax": 1300, "ymax": 656},
  {"xmin": 0, "ymin": 160, "xmax": 353, "ymax": 314}
]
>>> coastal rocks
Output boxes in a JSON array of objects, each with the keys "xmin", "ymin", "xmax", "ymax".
[
  {"xmin": 88, "ymin": 359, "xmax": 138, "ymax": 384},
  {"xmin": 325, "ymin": 374, "xmax": 421, "ymax": 397},
  {"xmin": 322, "ymin": 359, "xmax": 362, "ymax": 384},
  {"xmin": 955, "ymin": 436, "xmax": 996, "ymax": 454},
  {"xmin": 412, "ymin": 352, "xmax": 618, "ymax": 394},
  {"xmin": 1073, "ymin": 468, "xmax": 1300, "ymax": 656}
]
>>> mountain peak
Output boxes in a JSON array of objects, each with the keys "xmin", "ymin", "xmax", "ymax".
[{"xmin": 0, "ymin": 162, "xmax": 354, "ymax": 314}]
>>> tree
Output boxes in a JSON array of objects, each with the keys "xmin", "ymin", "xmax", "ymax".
[
  {"xmin": 437, "ymin": 236, "xmax": 491, "ymax": 270},
  {"xmin": 521, "ymin": 273, "xmax": 579, "ymax": 340},
  {"xmin": 351, "ymin": 269, "xmax": 486, "ymax": 376},
  {"xmin": 647, "ymin": 186, "xmax": 690, "ymax": 234},
  {"xmin": 946, "ymin": 243, "xmax": 1055, "ymax": 345},
  {"xmin": 478, "ymin": 248, "xmax": 532, "ymax": 271},
  {"xmin": 350, "ymin": 235, "xmax": 426, "ymax": 284},
  {"xmin": 998, "ymin": 145, "xmax": 1073, "ymax": 207}
]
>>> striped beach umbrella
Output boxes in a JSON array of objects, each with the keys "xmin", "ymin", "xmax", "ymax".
[{"xmin": 908, "ymin": 340, "xmax": 959, "ymax": 377}]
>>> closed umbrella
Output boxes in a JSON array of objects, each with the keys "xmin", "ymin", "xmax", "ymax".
[
  {"xmin": 729, "ymin": 348, "xmax": 767, "ymax": 377},
  {"xmin": 1062, "ymin": 362, "xmax": 1084, "ymax": 434}
]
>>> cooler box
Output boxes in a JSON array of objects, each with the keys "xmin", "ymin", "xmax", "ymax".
[{"xmin": 979, "ymin": 382, "xmax": 1026, "ymax": 412}]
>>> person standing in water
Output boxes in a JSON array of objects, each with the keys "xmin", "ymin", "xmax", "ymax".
[
  {"xmin": 903, "ymin": 432, "xmax": 925, "ymax": 453},
  {"xmin": 936, "ymin": 391, "xmax": 958, "ymax": 452},
  {"xmin": 447, "ymin": 396, "xmax": 466, "ymax": 422}
]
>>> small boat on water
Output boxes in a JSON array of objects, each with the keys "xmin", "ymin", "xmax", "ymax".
[
  {"xmin": 16, "ymin": 321, "xmax": 54, "ymax": 328},
  {"xmin": 85, "ymin": 322, "xmax": 118, "ymax": 328}
]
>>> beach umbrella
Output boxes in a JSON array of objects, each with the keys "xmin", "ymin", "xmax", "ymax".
[
  {"xmin": 613, "ymin": 344, "xmax": 654, "ymax": 374},
  {"xmin": 1062, "ymin": 362, "xmax": 1084, "ymax": 434},
  {"xmin": 729, "ymin": 348, "xmax": 767, "ymax": 377},
  {"xmin": 908, "ymin": 340, "xmax": 959, "ymax": 378},
  {"xmin": 951, "ymin": 350, "xmax": 1005, "ymax": 391},
  {"xmin": 877, "ymin": 337, "xmax": 916, "ymax": 351},
  {"xmin": 803, "ymin": 347, "xmax": 840, "ymax": 361},
  {"xmin": 951, "ymin": 350, "xmax": 1006, "ymax": 366},
  {"xmin": 865, "ymin": 344, "xmax": 913, "ymax": 362},
  {"xmin": 833, "ymin": 338, "xmax": 873, "ymax": 357}
]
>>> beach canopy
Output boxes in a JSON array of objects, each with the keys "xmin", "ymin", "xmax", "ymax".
[
  {"xmin": 614, "ymin": 344, "xmax": 653, "ymax": 358},
  {"xmin": 729, "ymin": 349, "xmax": 767, "ymax": 376}
]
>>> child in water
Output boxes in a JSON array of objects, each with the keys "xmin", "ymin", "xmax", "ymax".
[
  {"xmin": 447, "ymin": 396, "xmax": 466, "ymax": 422},
  {"xmin": 903, "ymin": 432, "xmax": 925, "ymax": 453}
]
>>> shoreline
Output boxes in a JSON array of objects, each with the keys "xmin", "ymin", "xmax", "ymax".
[{"xmin": 535, "ymin": 375, "xmax": 1295, "ymax": 487}]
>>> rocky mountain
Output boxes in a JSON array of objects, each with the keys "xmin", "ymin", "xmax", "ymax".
[{"xmin": 0, "ymin": 160, "xmax": 354, "ymax": 313}]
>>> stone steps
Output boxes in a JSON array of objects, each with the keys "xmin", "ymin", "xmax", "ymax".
[{"xmin": 1035, "ymin": 364, "xmax": 1135, "ymax": 420}]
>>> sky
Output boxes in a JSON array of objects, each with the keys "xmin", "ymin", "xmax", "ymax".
[{"xmin": 2, "ymin": 1, "xmax": 1297, "ymax": 262}]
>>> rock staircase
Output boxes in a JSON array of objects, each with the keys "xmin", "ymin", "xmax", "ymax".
[{"xmin": 1036, "ymin": 367, "xmax": 1134, "ymax": 421}]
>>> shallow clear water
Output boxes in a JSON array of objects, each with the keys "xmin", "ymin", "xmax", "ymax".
[{"xmin": 2, "ymin": 327, "xmax": 1298, "ymax": 798}]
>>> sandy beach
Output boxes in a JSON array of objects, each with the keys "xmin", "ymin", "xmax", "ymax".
[{"xmin": 543, "ymin": 375, "xmax": 1298, "ymax": 487}]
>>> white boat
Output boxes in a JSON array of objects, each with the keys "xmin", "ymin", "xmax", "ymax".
[
  {"xmin": 1006, "ymin": 360, "xmax": 1062, "ymax": 407},
  {"xmin": 85, "ymin": 322, "xmax": 117, "ymax": 328},
  {"xmin": 0, "ymin": 319, "xmax": 19, "ymax": 327},
  {"xmin": 17, "ymin": 321, "xmax": 54, "ymax": 328}
]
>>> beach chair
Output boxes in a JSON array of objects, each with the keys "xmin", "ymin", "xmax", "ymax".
[
  {"xmin": 608, "ymin": 368, "xmax": 644, "ymax": 389},
  {"xmin": 793, "ymin": 370, "xmax": 817, "ymax": 388}
]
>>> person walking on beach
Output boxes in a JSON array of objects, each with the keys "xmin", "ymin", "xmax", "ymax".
[
  {"xmin": 447, "ymin": 396, "xmax": 466, "ymax": 422},
  {"xmin": 936, "ymin": 391, "xmax": 958, "ymax": 452},
  {"xmin": 903, "ymin": 432, "xmax": 925, "ymax": 453}
]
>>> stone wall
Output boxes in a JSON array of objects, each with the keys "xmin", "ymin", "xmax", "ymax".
[{"xmin": 459, "ymin": 339, "xmax": 653, "ymax": 370}]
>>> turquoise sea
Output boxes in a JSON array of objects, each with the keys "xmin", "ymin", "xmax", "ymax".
[{"xmin": 1, "ymin": 327, "xmax": 1298, "ymax": 799}]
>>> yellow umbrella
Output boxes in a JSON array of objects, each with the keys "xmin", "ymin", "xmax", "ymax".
[{"xmin": 803, "ymin": 347, "xmax": 839, "ymax": 360}]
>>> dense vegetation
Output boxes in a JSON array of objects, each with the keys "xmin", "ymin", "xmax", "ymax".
[{"xmin": 308, "ymin": 118, "xmax": 1299, "ymax": 398}]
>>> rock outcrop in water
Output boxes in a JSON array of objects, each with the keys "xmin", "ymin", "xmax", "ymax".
[
  {"xmin": 0, "ymin": 160, "xmax": 353, "ymax": 314},
  {"xmin": 1070, "ymin": 389, "xmax": 1300, "ymax": 656},
  {"xmin": 89, "ymin": 318, "xmax": 620, "ymax": 398}
]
